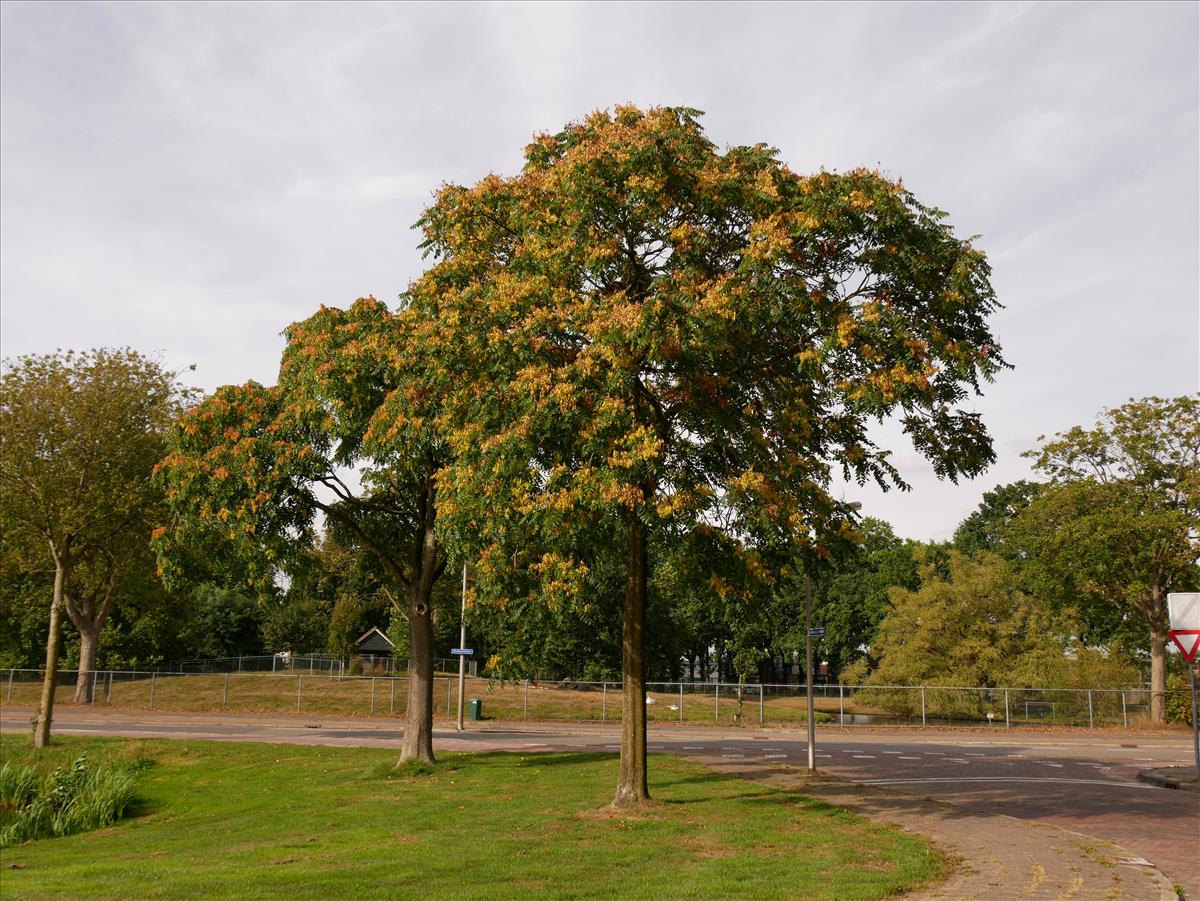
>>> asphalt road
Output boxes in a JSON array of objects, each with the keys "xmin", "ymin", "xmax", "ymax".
[{"xmin": 5, "ymin": 710, "xmax": 1197, "ymax": 896}]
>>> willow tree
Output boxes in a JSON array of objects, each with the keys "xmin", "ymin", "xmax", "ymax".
[
  {"xmin": 0, "ymin": 349, "xmax": 188, "ymax": 747},
  {"xmin": 411, "ymin": 106, "xmax": 1004, "ymax": 805},
  {"xmin": 156, "ymin": 298, "xmax": 449, "ymax": 764}
]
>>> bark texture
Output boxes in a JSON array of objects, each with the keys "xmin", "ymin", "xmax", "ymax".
[
  {"xmin": 614, "ymin": 517, "xmax": 650, "ymax": 806},
  {"xmin": 34, "ymin": 560, "xmax": 66, "ymax": 748}
]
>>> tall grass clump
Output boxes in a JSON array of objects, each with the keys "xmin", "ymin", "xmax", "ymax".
[{"xmin": 0, "ymin": 754, "xmax": 145, "ymax": 847}]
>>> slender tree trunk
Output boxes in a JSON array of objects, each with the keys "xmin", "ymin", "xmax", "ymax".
[
  {"xmin": 34, "ymin": 561, "xmax": 67, "ymax": 748},
  {"xmin": 73, "ymin": 625, "xmax": 100, "ymax": 704},
  {"xmin": 1149, "ymin": 625, "xmax": 1168, "ymax": 725},
  {"xmin": 614, "ymin": 516, "xmax": 650, "ymax": 806},
  {"xmin": 400, "ymin": 582, "xmax": 436, "ymax": 764}
]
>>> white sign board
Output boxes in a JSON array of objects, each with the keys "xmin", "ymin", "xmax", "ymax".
[{"xmin": 1168, "ymin": 593, "xmax": 1200, "ymax": 632}]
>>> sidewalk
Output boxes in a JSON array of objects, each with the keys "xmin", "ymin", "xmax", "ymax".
[{"xmin": 702, "ymin": 757, "xmax": 1180, "ymax": 901}]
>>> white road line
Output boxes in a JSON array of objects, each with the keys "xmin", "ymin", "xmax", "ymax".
[
  {"xmin": 815, "ymin": 754, "xmax": 832, "ymax": 758},
  {"xmin": 682, "ymin": 746, "xmax": 705, "ymax": 750},
  {"xmin": 881, "ymin": 751, "xmax": 902, "ymax": 755},
  {"xmin": 721, "ymin": 754, "xmax": 745, "ymax": 758},
  {"xmin": 965, "ymin": 753, "xmax": 986, "ymax": 757},
  {"xmin": 853, "ymin": 755, "xmax": 877, "ymax": 759},
  {"xmin": 761, "ymin": 748, "xmax": 784, "ymax": 752},
  {"xmin": 924, "ymin": 752, "xmax": 945, "ymax": 756},
  {"xmin": 898, "ymin": 756, "xmax": 921, "ymax": 760},
  {"xmin": 1039, "ymin": 762, "xmax": 1064, "ymax": 768},
  {"xmin": 764, "ymin": 754, "xmax": 787, "ymax": 759}
]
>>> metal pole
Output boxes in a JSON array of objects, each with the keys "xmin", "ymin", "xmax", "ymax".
[
  {"xmin": 1004, "ymin": 689, "xmax": 1010, "ymax": 729},
  {"xmin": 1121, "ymin": 691, "xmax": 1128, "ymax": 728},
  {"xmin": 523, "ymin": 680, "xmax": 529, "ymax": 720},
  {"xmin": 805, "ymin": 574, "xmax": 816, "ymax": 773},
  {"xmin": 838, "ymin": 683, "xmax": 844, "ymax": 726},
  {"xmin": 447, "ymin": 679, "xmax": 452, "ymax": 716},
  {"xmin": 920, "ymin": 686, "xmax": 926, "ymax": 727},
  {"xmin": 223, "ymin": 673, "xmax": 229, "ymax": 709},
  {"xmin": 457, "ymin": 564, "xmax": 468, "ymax": 731},
  {"xmin": 602, "ymin": 682, "xmax": 606, "ymax": 721},
  {"xmin": 715, "ymin": 683, "xmax": 719, "ymax": 721},
  {"xmin": 680, "ymin": 683, "xmax": 684, "ymax": 723},
  {"xmin": 370, "ymin": 677, "xmax": 376, "ymax": 714},
  {"xmin": 7, "ymin": 668, "xmax": 14, "ymax": 703},
  {"xmin": 390, "ymin": 678, "xmax": 396, "ymax": 715},
  {"xmin": 759, "ymin": 683, "xmax": 764, "ymax": 725},
  {"xmin": 1088, "ymin": 690, "xmax": 1094, "ymax": 729},
  {"xmin": 1189, "ymin": 662, "xmax": 1199, "ymax": 780},
  {"xmin": 296, "ymin": 675, "xmax": 303, "ymax": 712},
  {"xmin": 149, "ymin": 672, "xmax": 156, "ymax": 709}
]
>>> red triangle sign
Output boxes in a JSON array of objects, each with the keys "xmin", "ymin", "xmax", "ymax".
[{"xmin": 1169, "ymin": 630, "xmax": 1200, "ymax": 662}]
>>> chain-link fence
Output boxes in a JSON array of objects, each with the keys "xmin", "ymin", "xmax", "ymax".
[{"xmin": 3, "ymin": 667, "xmax": 1190, "ymax": 730}]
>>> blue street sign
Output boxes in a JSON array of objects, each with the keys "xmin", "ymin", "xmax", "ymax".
[
  {"xmin": 808, "ymin": 628, "xmax": 826, "ymax": 637},
  {"xmin": 450, "ymin": 648, "xmax": 474, "ymax": 655}
]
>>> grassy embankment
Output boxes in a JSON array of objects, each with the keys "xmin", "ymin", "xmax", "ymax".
[
  {"xmin": 2, "ymin": 673, "xmax": 846, "ymax": 725},
  {"xmin": 0, "ymin": 735, "xmax": 942, "ymax": 900}
]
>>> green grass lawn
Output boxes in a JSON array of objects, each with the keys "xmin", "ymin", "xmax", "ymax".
[{"xmin": 0, "ymin": 736, "xmax": 942, "ymax": 900}]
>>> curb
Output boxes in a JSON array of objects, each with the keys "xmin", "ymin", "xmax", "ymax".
[{"xmin": 1137, "ymin": 766, "xmax": 1200, "ymax": 793}]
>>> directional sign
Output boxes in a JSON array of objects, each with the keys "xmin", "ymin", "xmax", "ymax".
[
  {"xmin": 808, "ymin": 627, "xmax": 826, "ymax": 637},
  {"xmin": 450, "ymin": 648, "xmax": 474, "ymax": 656}
]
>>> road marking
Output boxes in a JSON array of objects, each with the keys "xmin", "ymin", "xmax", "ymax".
[
  {"xmin": 761, "ymin": 748, "xmax": 784, "ymax": 752},
  {"xmin": 764, "ymin": 754, "xmax": 788, "ymax": 759},
  {"xmin": 721, "ymin": 754, "xmax": 745, "ymax": 758},
  {"xmin": 965, "ymin": 753, "xmax": 986, "ymax": 757},
  {"xmin": 924, "ymin": 752, "xmax": 945, "ymax": 756},
  {"xmin": 682, "ymin": 746, "xmax": 705, "ymax": 750},
  {"xmin": 815, "ymin": 754, "xmax": 832, "ymax": 758},
  {"xmin": 1039, "ymin": 762, "xmax": 1064, "ymax": 768},
  {"xmin": 853, "ymin": 755, "xmax": 877, "ymax": 759},
  {"xmin": 861, "ymin": 777, "xmax": 1156, "ymax": 789},
  {"xmin": 898, "ymin": 756, "xmax": 921, "ymax": 760},
  {"xmin": 882, "ymin": 751, "xmax": 903, "ymax": 755}
]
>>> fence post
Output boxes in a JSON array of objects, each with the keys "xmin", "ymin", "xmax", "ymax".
[
  {"xmin": 1004, "ymin": 689, "xmax": 1010, "ymax": 729},
  {"xmin": 223, "ymin": 673, "xmax": 229, "ymax": 710},
  {"xmin": 715, "ymin": 683, "xmax": 719, "ymax": 722},
  {"xmin": 390, "ymin": 678, "xmax": 396, "ymax": 715},
  {"xmin": 149, "ymin": 671, "xmax": 156, "ymax": 709},
  {"xmin": 920, "ymin": 686, "xmax": 926, "ymax": 727},
  {"xmin": 1087, "ymin": 690, "xmax": 1094, "ymax": 729},
  {"xmin": 1121, "ymin": 691, "xmax": 1127, "ymax": 728},
  {"xmin": 680, "ymin": 683, "xmax": 685, "ymax": 723},
  {"xmin": 370, "ymin": 677, "xmax": 376, "ymax": 714},
  {"xmin": 838, "ymin": 683, "xmax": 844, "ymax": 726},
  {"xmin": 296, "ymin": 675, "xmax": 303, "ymax": 712},
  {"xmin": 601, "ymin": 682, "xmax": 606, "ymax": 721},
  {"xmin": 447, "ymin": 679, "xmax": 452, "ymax": 716},
  {"xmin": 523, "ymin": 680, "xmax": 529, "ymax": 720},
  {"xmin": 238, "ymin": 656, "xmax": 243, "ymax": 673},
  {"xmin": 106, "ymin": 671, "xmax": 113, "ymax": 702},
  {"xmin": 759, "ymin": 683, "xmax": 764, "ymax": 725},
  {"xmin": 7, "ymin": 668, "xmax": 14, "ymax": 703}
]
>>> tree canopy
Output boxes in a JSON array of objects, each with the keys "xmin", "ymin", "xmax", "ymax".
[
  {"xmin": 0, "ymin": 349, "xmax": 192, "ymax": 746},
  {"xmin": 156, "ymin": 299, "xmax": 452, "ymax": 763},
  {"xmin": 408, "ymin": 105, "xmax": 1005, "ymax": 803},
  {"xmin": 1013, "ymin": 394, "xmax": 1200, "ymax": 722}
]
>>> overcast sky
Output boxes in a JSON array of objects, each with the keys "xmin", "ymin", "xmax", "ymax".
[{"xmin": 2, "ymin": 1, "xmax": 1197, "ymax": 542}]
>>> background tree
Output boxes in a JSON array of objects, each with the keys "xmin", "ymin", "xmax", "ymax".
[
  {"xmin": 411, "ymin": 106, "xmax": 1005, "ymax": 804},
  {"xmin": 156, "ymin": 299, "xmax": 451, "ymax": 764},
  {"xmin": 850, "ymin": 552, "xmax": 1139, "ymax": 717},
  {"xmin": 952, "ymin": 480, "xmax": 1041, "ymax": 558},
  {"xmin": 1013, "ymin": 395, "xmax": 1200, "ymax": 722},
  {"xmin": 0, "ymin": 349, "xmax": 191, "ymax": 746}
]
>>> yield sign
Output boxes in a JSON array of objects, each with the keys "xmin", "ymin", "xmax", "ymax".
[{"xmin": 1168, "ymin": 630, "xmax": 1200, "ymax": 663}]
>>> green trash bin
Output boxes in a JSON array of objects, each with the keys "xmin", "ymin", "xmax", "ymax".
[{"xmin": 468, "ymin": 698, "xmax": 482, "ymax": 721}]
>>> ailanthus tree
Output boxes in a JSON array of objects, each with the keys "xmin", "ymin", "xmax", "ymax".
[
  {"xmin": 410, "ymin": 106, "xmax": 1005, "ymax": 804},
  {"xmin": 0, "ymin": 349, "xmax": 190, "ymax": 747},
  {"xmin": 156, "ymin": 298, "xmax": 450, "ymax": 764}
]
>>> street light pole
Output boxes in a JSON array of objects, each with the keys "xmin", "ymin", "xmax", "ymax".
[
  {"xmin": 805, "ymin": 573, "xmax": 816, "ymax": 773},
  {"xmin": 456, "ymin": 564, "xmax": 467, "ymax": 732}
]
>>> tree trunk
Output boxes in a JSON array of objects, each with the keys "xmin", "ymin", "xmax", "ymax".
[
  {"xmin": 1149, "ymin": 625, "xmax": 1168, "ymax": 725},
  {"xmin": 400, "ymin": 581, "xmax": 436, "ymax": 764},
  {"xmin": 73, "ymin": 625, "xmax": 101, "ymax": 704},
  {"xmin": 34, "ymin": 561, "xmax": 67, "ymax": 748},
  {"xmin": 614, "ymin": 516, "xmax": 650, "ymax": 806}
]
